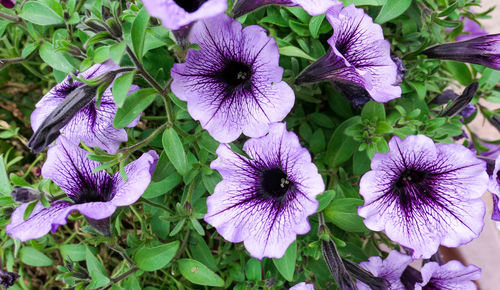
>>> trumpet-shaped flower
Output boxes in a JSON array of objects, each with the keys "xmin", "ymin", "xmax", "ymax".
[
  {"xmin": 295, "ymin": 3, "xmax": 401, "ymax": 103},
  {"xmin": 415, "ymin": 261, "xmax": 480, "ymax": 290},
  {"xmin": 357, "ymin": 250, "xmax": 413, "ymax": 290},
  {"xmin": 204, "ymin": 123, "xmax": 324, "ymax": 259},
  {"xmin": 358, "ymin": 135, "xmax": 488, "ymax": 259},
  {"xmin": 171, "ymin": 14, "xmax": 294, "ymax": 143},
  {"xmin": 6, "ymin": 137, "xmax": 158, "ymax": 241}
]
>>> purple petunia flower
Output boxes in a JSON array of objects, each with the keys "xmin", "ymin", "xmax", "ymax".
[
  {"xmin": 488, "ymin": 155, "xmax": 500, "ymax": 221},
  {"xmin": 295, "ymin": 3, "xmax": 401, "ymax": 103},
  {"xmin": 456, "ymin": 17, "xmax": 488, "ymax": 42},
  {"xmin": 415, "ymin": 260, "xmax": 480, "ymax": 290},
  {"xmin": 358, "ymin": 135, "xmax": 488, "ymax": 259},
  {"xmin": 0, "ymin": 0, "xmax": 15, "ymax": 8},
  {"xmin": 30, "ymin": 60, "xmax": 139, "ymax": 154},
  {"xmin": 204, "ymin": 123, "xmax": 324, "ymax": 259},
  {"xmin": 232, "ymin": 0, "xmax": 338, "ymax": 18},
  {"xmin": 289, "ymin": 282, "xmax": 315, "ymax": 290},
  {"xmin": 422, "ymin": 34, "xmax": 500, "ymax": 70},
  {"xmin": 6, "ymin": 137, "xmax": 158, "ymax": 241},
  {"xmin": 357, "ymin": 250, "xmax": 413, "ymax": 290},
  {"xmin": 171, "ymin": 14, "xmax": 294, "ymax": 143},
  {"xmin": 142, "ymin": 0, "xmax": 227, "ymax": 31}
]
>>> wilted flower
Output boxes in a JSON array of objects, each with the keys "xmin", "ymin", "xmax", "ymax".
[
  {"xmin": 295, "ymin": 3, "xmax": 401, "ymax": 103},
  {"xmin": 171, "ymin": 15, "xmax": 294, "ymax": 143},
  {"xmin": 0, "ymin": 0, "xmax": 14, "ymax": 9},
  {"xmin": 6, "ymin": 137, "xmax": 158, "ymax": 241},
  {"xmin": 30, "ymin": 60, "xmax": 139, "ymax": 154},
  {"xmin": 142, "ymin": 0, "xmax": 227, "ymax": 31},
  {"xmin": 10, "ymin": 186, "xmax": 41, "ymax": 203},
  {"xmin": 0, "ymin": 269, "xmax": 19, "ymax": 289},
  {"xmin": 204, "ymin": 123, "xmax": 324, "ymax": 259},
  {"xmin": 290, "ymin": 282, "xmax": 315, "ymax": 290},
  {"xmin": 415, "ymin": 260, "xmax": 480, "ymax": 290},
  {"xmin": 358, "ymin": 135, "xmax": 488, "ymax": 259},
  {"xmin": 422, "ymin": 34, "xmax": 500, "ymax": 70},
  {"xmin": 357, "ymin": 250, "xmax": 412, "ymax": 290},
  {"xmin": 232, "ymin": 0, "xmax": 338, "ymax": 18}
]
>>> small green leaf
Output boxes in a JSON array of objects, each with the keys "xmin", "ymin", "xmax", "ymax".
[
  {"xmin": 19, "ymin": 2, "xmax": 64, "ymax": 26},
  {"xmin": 162, "ymin": 127, "xmax": 189, "ymax": 176},
  {"xmin": 361, "ymin": 101, "xmax": 386, "ymax": 121},
  {"xmin": 85, "ymin": 246, "xmax": 110, "ymax": 288},
  {"xmin": 279, "ymin": 46, "xmax": 316, "ymax": 61},
  {"xmin": 316, "ymin": 190, "xmax": 336, "ymax": 212},
  {"xmin": 324, "ymin": 198, "xmax": 369, "ymax": 232},
  {"xmin": 375, "ymin": 0, "xmax": 411, "ymax": 24},
  {"xmin": 444, "ymin": 61, "xmax": 473, "ymax": 86},
  {"xmin": 131, "ymin": 7, "xmax": 150, "ymax": 60},
  {"xmin": 0, "ymin": 156, "xmax": 11, "ymax": 195},
  {"xmin": 113, "ymin": 88, "xmax": 157, "ymax": 129},
  {"xmin": 273, "ymin": 241, "xmax": 297, "ymax": 281},
  {"xmin": 326, "ymin": 116, "xmax": 361, "ymax": 168},
  {"xmin": 135, "ymin": 241, "xmax": 180, "ymax": 271},
  {"xmin": 39, "ymin": 42, "xmax": 75, "ymax": 74},
  {"xmin": 309, "ymin": 15, "xmax": 325, "ymax": 38},
  {"xmin": 21, "ymin": 42, "xmax": 38, "ymax": 58},
  {"xmin": 20, "ymin": 247, "xmax": 53, "ymax": 267},
  {"xmin": 59, "ymin": 244, "xmax": 86, "ymax": 262},
  {"xmin": 245, "ymin": 258, "xmax": 261, "ymax": 281},
  {"xmin": 178, "ymin": 259, "xmax": 224, "ymax": 287},
  {"xmin": 112, "ymin": 70, "xmax": 136, "ymax": 108}
]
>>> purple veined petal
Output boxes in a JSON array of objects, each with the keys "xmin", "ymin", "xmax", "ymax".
[
  {"xmin": 357, "ymin": 250, "xmax": 413, "ymax": 290},
  {"xmin": 232, "ymin": 0, "xmax": 338, "ymax": 18},
  {"xmin": 30, "ymin": 60, "xmax": 139, "ymax": 154},
  {"xmin": 295, "ymin": 3, "xmax": 401, "ymax": 103},
  {"xmin": 142, "ymin": 0, "xmax": 227, "ymax": 31},
  {"xmin": 110, "ymin": 150, "xmax": 159, "ymax": 206},
  {"xmin": 358, "ymin": 134, "xmax": 488, "ymax": 259},
  {"xmin": 0, "ymin": 0, "xmax": 15, "ymax": 8},
  {"xmin": 205, "ymin": 123, "xmax": 324, "ymax": 259},
  {"xmin": 289, "ymin": 282, "xmax": 315, "ymax": 290},
  {"xmin": 422, "ymin": 34, "xmax": 500, "ymax": 70},
  {"xmin": 6, "ymin": 200, "xmax": 118, "ymax": 241},
  {"xmin": 416, "ymin": 261, "xmax": 480, "ymax": 290},
  {"xmin": 171, "ymin": 14, "xmax": 294, "ymax": 143}
]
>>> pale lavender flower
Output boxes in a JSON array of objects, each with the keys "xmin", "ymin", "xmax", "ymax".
[
  {"xmin": 456, "ymin": 17, "xmax": 488, "ymax": 42},
  {"xmin": 6, "ymin": 137, "xmax": 158, "ymax": 241},
  {"xmin": 357, "ymin": 250, "xmax": 413, "ymax": 290},
  {"xmin": 171, "ymin": 14, "xmax": 294, "ymax": 143},
  {"xmin": 295, "ymin": 3, "xmax": 401, "ymax": 103},
  {"xmin": 1, "ymin": 0, "xmax": 14, "ymax": 8},
  {"xmin": 232, "ymin": 0, "xmax": 338, "ymax": 18},
  {"xmin": 488, "ymin": 155, "xmax": 500, "ymax": 221},
  {"xmin": 415, "ymin": 260, "xmax": 480, "ymax": 290},
  {"xmin": 204, "ymin": 123, "xmax": 324, "ymax": 259},
  {"xmin": 423, "ymin": 34, "xmax": 500, "ymax": 70},
  {"xmin": 290, "ymin": 282, "xmax": 315, "ymax": 290},
  {"xmin": 142, "ymin": 0, "xmax": 227, "ymax": 31},
  {"xmin": 358, "ymin": 135, "xmax": 488, "ymax": 259},
  {"xmin": 30, "ymin": 60, "xmax": 139, "ymax": 154}
]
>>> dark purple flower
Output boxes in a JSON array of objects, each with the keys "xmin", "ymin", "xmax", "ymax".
[
  {"xmin": 290, "ymin": 282, "xmax": 315, "ymax": 290},
  {"xmin": 456, "ymin": 17, "xmax": 488, "ymax": 42},
  {"xmin": 142, "ymin": 0, "xmax": 227, "ymax": 31},
  {"xmin": 422, "ymin": 34, "xmax": 500, "ymax": 70},
  {"xmin": 232, "ymin": 0, "xmax": 338, "ymax": 18},
  {"xmin": 0, "ymin": 269, "xmax": 19, "ymax": 289},
  {"xmin": 204, "ymin": 123, "xmax": 324, "ymax": 259},
  {"xmin": 171, "ymin": 15, "xmax": 294, "ymax": 143},
  {"xmin": 488, "ymin": 155, "xmax": 500, "ymax": 222},
  {"xmin": 357, "ymin": 250, "xmax": 413, "ymax": 290},
  {"xmin": 30, "ymin": 60, "xmax": 139, "ymax": 154},
  {"xmin": 358, "ymin": 135, "xmax": 488, "ymax": 259},
  {"xmin": 295, "ymin": 3, "xmax": 401, "ymax": 103},
  {"xmin": 0, "ymin": 0, "xmax": 14, "ymax": 9},
  {"xmin": 415, "ymin": 260, "xmax": 480, "ymax": 290},
  {"xmin": 6, "ymin": 137, "xmax": 158, "ymax": 241}
]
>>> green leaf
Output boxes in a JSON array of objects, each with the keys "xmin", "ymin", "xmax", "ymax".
[
  {"xmin": 444, "ymin": 61, "xmax": 473, "ymax": 86},
  {"xmin": 324, "ymin": 198, "xmax": 369, "ymax": 232},
  {"xmin": 326, "ymin": 116, "xmax": 361, "ymax": 168},
  {"xmin": 20, "ymin": 247, "xmax": 53, "ymax": 267},
  {"xmin": 135, "ymin": 241, "xmax": 179, "ymax": 271},
  {"xmin": 143, "ymin": 172, "xmax": 182, "ymax": 199},
  {"xmin": 272, "ymin": 241, "xmax": 297, "ymax": 281},
  {"xmin": 19, "ymin": 2, "xmax": 63, "ymax": 26},
  {"xmin": 112, "ymin": 70, "xmax": 136, "ymax": 108},
  {"xmin": 131, "ymin": 7, "xmax": 150, "ymax": 61},
  {"xmin": 0, "ymin": 156, "xmax": 11, "ymax": 195},
  {"xmin": 361, "ymin": 101, "xmax": 386, "ymax": 121},
  {"xmin": 85, "ymin": 246, "xmax": 110, "ymax": 289},
  {"xmin": 113, "ymin": 88, "xmax": 157, "ymax": 129},
  {"xmin": 316, "ymin": 190, "xmax": 336, "ymax": 212},
  {"xmin": 279, "ymin": 46, "xmax": 316, "ymax": 61},
  {"xmin": 190, "ymin": 233, "xmax": 217, "ymax": 271},
  {"xmin": 21, "ymin": 42, "xmax": 38, "ymax": 58},
  {"xmin": 59, "ymin": 244, "xmax": 86, "ymax": 262},
  {"xmin": 309, "ymin": 15, "xmax": 325, "ymax": 38},
  {"xmin": 39, "ymin": 42, "xmax": 75, "ymax": 74},
  {"xmin": 178, "ymin": 259, "xmax": 224, "ymax": 287},
  {"xmin": 375, "ymin": 0, "xmax": 411, "ymax": 24},
  {"xmin": 162, "ymin": 127, "xmax": 189, "ymax": 176},
  {"xmin": 245, "ymin": 258, "xmax": 261, "ymax": 281}
]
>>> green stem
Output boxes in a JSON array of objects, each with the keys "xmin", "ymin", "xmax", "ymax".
[
  {"xmin": 121, "ymin": 123, "xmax": 167, "ymax": 154},
  {"xmin": 22, "ymin": 154, "xmax": 45, "ymax": 179},
  {"xmin": 172, "ymin": 228, "xmax": 190, "ymax": 262},
  {"xmin": 101, "ymin": 267, "xmax": 139, "ymax": 290},
  {"xmin": 0, "ymin": 11, "xmax": 20, "ymax": 23},
  {"xmin": 140, "ymin": 197, "xmax": 173, "ymax": 214}
]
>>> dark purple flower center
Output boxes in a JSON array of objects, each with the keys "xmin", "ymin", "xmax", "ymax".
[
  {"xmin": 173, "ymin": 0, "xmax": 207, "ymax": 13},
  {"xmin": 217, "ymin": 60, "xmax": 253, "ymax": 88},
  {"xmin": 260, "ymin": 168, "xmax": 291, "ymax": 199},
  {"xmin": 393, "ymin": 169, "xmax": 431, "ymax": 210}
]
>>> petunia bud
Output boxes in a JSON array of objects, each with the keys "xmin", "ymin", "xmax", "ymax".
[
  {"xmin": 0, "ymin": 0, "xmax": 15, "ymax": 9},
  {"xmin": 321, "ymin": 238, "xmax": 356, "ymax": 290},
  {"xmin": 85, "ymin": 217, "xmax": 111, "ymax": 237},
  {"xmin": 343, "ymin": 258, "xmax": 389, "ymax": 290},
  {"xmin": 400, "ymin": 266, "xmax": 423, "ymax": 290},
  {"xmin": 440, "ymin": 82, "xmax": 478, "ymax": 117},
  {"xmin": 10, "ymin": 186, "xmax": 41, "ymax": 203},
  {"xmin": 422, "ymin": 34, "xmax": 500, "ymax": 70}
]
